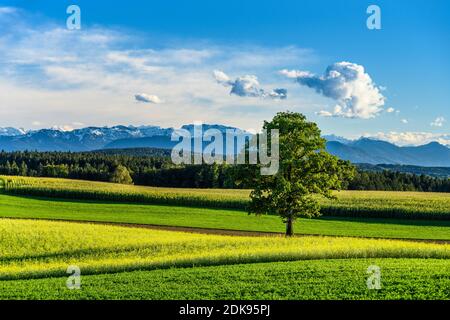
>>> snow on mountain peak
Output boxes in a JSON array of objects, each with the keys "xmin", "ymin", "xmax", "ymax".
[{"xmin": 0, "ymin": 127, "xmax": 27, "ymax": 136}]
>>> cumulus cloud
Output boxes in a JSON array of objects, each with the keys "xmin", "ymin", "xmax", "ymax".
[
  {"xmin": 431, "ymin": 116, "xmax": 445, "ymax": 127},
  {"xmin": 134, "ymin": 93, "xmax": 162, "ymax": 104},
  {"xmin": 401, "ymin": 119, "xmax": 408, "ymax": 124},
  {"xmin": 213, "ymin": 70, "xmax": 287, "ymax": 100},
  {"xmin": 280, "ymin": 61, "xmax": 386, "ymax": 119},
  {"xmin": 364, "ymin": 132, "xmax": 450, "ymax": 146},
  {"xmin": 212, "ymin": 70, "xmax": 230, "ymax": 83}
]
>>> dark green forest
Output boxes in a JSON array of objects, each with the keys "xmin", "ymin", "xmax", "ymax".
[{"xmin": 0, "ymin": 149, "xmax": 449, "ymax": 192}]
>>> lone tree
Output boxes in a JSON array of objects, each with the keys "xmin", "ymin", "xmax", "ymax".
[
  {"xmin": 110, "ymin": 165, "xmax": 134, "ymax": 185},
  {"xmin": 243, "ymin": 111, "xmax": 355, "ymax": 237}
]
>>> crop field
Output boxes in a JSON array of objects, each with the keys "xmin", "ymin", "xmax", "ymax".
[
  {"xmin": 1, "ymin": 176, "xmax": 249, "ymax": 208},
  {"xmin": 0, "ymin": 219, "xmax": 449, "ymax": 300},
  {"xmin": 3, "ymin": 219, "xmax": 449, "ymax": 281},
  {"xmin": 0, "ymin": 175, "xmax": 449, "ymax": 300},
  {"xmin": 1, "ymin": 193, "xmax": 450, "ymax": 240},
  {"xmin": 2, "ymin": 259, "xmax": 449, "ymax": 300},
  {"xmin": 2, "ymin": 176, "xmax": 450, "ymax": 219}
]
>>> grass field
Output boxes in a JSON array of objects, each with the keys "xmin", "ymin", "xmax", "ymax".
[
  {"xmin": 0, "ymin": 219, "xmax": 448, "ymax": 300},
  {"xmin": 0, "ymin": 176, "xmax": 449, "ymax": 300},
  {"xmin": 2, "ymin": 259, "xmax": 449, "ymax": 300},
  {"xmin": 1, "ymin": 194, "xmax": 450, "ymax": 240},
  {"xmin": 3, "ymin": 176, "xmax": 450, "ymax": 219}
]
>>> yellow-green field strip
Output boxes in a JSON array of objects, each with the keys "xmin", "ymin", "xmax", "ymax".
[{"xmin": 0, "ymin": 219, "xmax": 449, "ymax": 281}]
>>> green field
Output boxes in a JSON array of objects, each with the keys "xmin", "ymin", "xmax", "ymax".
[
  {"xmin": 0, "ymin": 219, "xmax": 448, "ymax": 300},
  {"xmin": 2, "ymin": 259, "xmax": 449, "ymax": 300},
  {"xmin": 3, "ymin": 176, "xmax": 450, "ymax": 219},
  {"xmin": 0, "ymin": 175, "xmax": 449, "ymax": 300},
  {"xmin": 1, "ymin": 194, "xmax": 450, "ymax": 240},
  {"xmin": 3, "ymin": 219, "xmax": 449, "ymax": 279}
]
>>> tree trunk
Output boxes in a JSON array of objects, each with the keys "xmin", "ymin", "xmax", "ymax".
[{"xmin": 286, "ymin": 216, "xmax": 294, "ymax": 237}]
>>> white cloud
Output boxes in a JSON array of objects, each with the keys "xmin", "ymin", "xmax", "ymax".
[
  {"xmin": 135, "ymin": 93, "xmax": 163, "ymax": 104},
  {"xmin": 212, "ymin": 70, "xmax": 230, "ymax": 83},
  {"xmin": 213, "ymin": 70, "xmax": 287, "ymax": 100},
  {"xmin": 386, "ymin": 107, "xmax": 395, "ymax": 113},
  {"xmin": 431, "ymin": 116, "xmax": 445, "ymax": 127},
  {"xmin": 401, "ymin": 119, "xmax": 408, "ymax": 124},
  {"xmin": 316, "ymin": 110, "xmax": 334, "ymax": 117},
  {"xmin": 364, "ymin": 132, "xmax": 450, "ymax": 146},
  {"xmin": 279, "ymin": 69, "xmax": 313, "ymax": 79},
  {"xmin": 0, "ymin": 8, "xmax": 315, "ymax": 130},
  {"xmin": 281, "ymin": 61, "xmax": 386, "ymax": 119}
]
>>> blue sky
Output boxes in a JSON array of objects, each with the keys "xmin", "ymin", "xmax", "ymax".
[{"xmin": 0, "ymin": 0, "xmax": 449, "ymax": 145}]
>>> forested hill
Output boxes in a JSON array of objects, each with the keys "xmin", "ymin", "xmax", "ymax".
[
  {"xmin": 91, "ymin": 147, "xmax": 172, "ymax": 158},
  {"xmin": 357, "ymin": 164, "xmax": 450, "ymax": 179},
  {"xmin": 0, "ymin": 150, "xmax": 449, "ymax": 192}
]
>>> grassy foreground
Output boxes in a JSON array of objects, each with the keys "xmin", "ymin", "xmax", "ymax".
[
  {"xmin": 2, "ymin": 176, "xmax": 450, "ymax": 219},
  {"xmin": 0, "ymin": 219, "xmax": 449, "ymax": 281},
  {"xmin": 1, "ymin": 259, "xmax": 448, "ymax": 300},
  {"xmin": 1, "ymin": 194, "xmax": 450, "ymax": 240},
  {"xmin": 0, "ymin": 219, "xmax": 448, "ymax": 300}
]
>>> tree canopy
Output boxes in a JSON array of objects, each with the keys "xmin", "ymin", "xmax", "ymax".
[
  {"xmin": 245, "ymin": 112, "xmax": 355, "ymax": 236},
  {"xmin": 110, "ymin": 165, "xmax": 134, "ymax": 185}
]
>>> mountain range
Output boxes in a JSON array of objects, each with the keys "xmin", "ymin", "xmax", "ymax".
[
  {"xmin": 0, "ymin": 125, "xmax": 174, "ymax": 152},
  {"xmin": 325, "ymin": 136, "xmax": 450, "ymax": 167},
  {"xmin": 1, "ymin": 125, "xmax": 449, "ymax": 167}
]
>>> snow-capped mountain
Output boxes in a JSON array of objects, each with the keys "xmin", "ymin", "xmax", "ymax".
[
  {"xmin": 104, "ymin": 124, "xmax": 250, "ymax": 152},
  {"xmin": 0, "ymin": 127, "xmax": 27, "ymax": 137},
  {"xmin": 0, "ymin": 124, "xmax": 244, "ymax": 152},
  {"xmin": 0, "ymin": 125, "xmax": 175, "ymax": 152}
]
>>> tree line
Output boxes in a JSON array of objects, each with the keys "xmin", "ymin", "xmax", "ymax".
[{"xmin": 0, "ymin": 150, "xmax": 449, "ymax": 192}]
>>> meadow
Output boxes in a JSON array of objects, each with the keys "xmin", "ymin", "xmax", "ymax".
[
  {"xmin": 2, "ymin": 259, "xmax": 449, "ymax": 300},
  {"xmin": 0, "ymin": 219, "xmax": 448, "ymax": 300},
  {"xmin": 0, "ymin": 175, "xmax": 449, "ymax": 300},
  {"xmin": 1, "ymin": 193, "xmax": 450, "ymax": 240},
  {"xmin": 2, "ymin": 176, "xmax": 450, "ymax": 219},
  {"xmin": 2, "ymin": 219, "xmax": 449, "ymax": 280}
]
